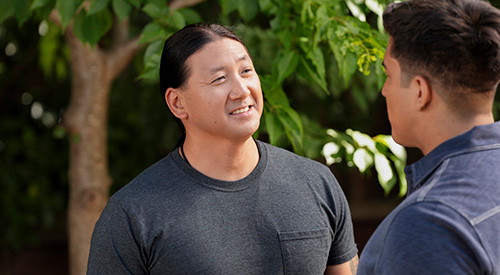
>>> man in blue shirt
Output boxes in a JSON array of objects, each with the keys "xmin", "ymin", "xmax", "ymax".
[{"xmin": 358, "ymin": 0, "xmax": 500, "ymax": 274}]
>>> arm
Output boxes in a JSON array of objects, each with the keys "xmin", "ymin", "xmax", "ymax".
[
  {"xmin": 324, "ymin": 255, "xmax": 359, "ymax": 275},
  {"xmin": 87, "ymin": 200, "xmax": 147, "ymax": 274}
]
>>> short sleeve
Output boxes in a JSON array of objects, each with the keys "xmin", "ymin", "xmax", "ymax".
[
  {"xmin": 373, "ymin": 202, "xmax": 481, "ymax": 274},
  {"xmin": 326, "ymin": 174, "xmax": 358, "ymax": 265},
  {"xmin": 87, "ymin": 200, "xmax": 148, "ymax": 274}
]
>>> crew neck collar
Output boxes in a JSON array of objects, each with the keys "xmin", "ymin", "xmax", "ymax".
[{"xmin": 171, "ymin": 140, "xmax": 268, "ymax": 191}]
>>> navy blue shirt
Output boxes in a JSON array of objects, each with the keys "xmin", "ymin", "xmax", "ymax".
[{"xmin": 359, "ymin": 122, "xmax": 500, "ymax": 274}]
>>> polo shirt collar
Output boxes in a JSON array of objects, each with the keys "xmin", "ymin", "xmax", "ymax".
[{"xmin": 404, "ymin": 121, "xmax": 500, "ymax": 195}]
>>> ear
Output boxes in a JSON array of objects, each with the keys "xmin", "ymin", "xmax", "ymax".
[
  {"xmin": 413, "ymin": 75, "xmax": 432, "ymax": 111},
  {"xmin": 165, "ymin": 87, "xmax": 188, "ymax": 119}
]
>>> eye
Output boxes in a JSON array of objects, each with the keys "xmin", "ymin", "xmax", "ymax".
[
  {"xmin": 211, "ymin": 75, "xmax": 226, "ymax": 84},
  {"xmin": 241, "ymin": 67, "xmax": 253, "ymax": 75}
]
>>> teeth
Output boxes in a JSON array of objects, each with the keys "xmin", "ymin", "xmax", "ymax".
[{"xmin": 232, "ymin": 106, "xmax": 250, "ymax": 114}]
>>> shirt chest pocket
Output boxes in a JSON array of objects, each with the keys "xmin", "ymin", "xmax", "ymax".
[{"xmin": 278, "ymin": 228, "xmax": 332, "ymax": 275}]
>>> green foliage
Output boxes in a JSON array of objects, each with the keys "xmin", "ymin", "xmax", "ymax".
[
  {"xmin": 322, "ymin": 129, "xmax": 407, "ymax": 196},
  {"xmin": 9, "ymin": 0, "xmax": 484, "ymax": 250},
  {"xmin": 218, "ymin": 0, "xmax": 404, "ymax": 194},
  {"xmin": 0, "ymin": 0, "xmax": 407, "ymax": 193}
]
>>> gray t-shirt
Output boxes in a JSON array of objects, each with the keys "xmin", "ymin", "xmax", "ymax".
[{"xmin": 87, "ymin": 140, "xmax": 357, "ymax": 274}]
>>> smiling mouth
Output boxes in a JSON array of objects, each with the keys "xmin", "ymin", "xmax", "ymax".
[{"xmin": 230, "ymin": 106, "xmax": 251, "ymax": 115}]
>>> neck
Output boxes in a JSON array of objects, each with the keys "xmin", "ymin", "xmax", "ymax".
[
  {"xmin": 180, "ymin": 135, "xmax": 260, "ymax": 181},
  {"xmin": 418, "ymin": 111, "xmax": 494, "ymax": 155}
]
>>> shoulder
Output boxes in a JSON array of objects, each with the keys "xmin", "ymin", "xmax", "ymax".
[
  {"xmin": 373, "ymin": 201, "xmax": 481, "ymax": 273},
  {"xmin": 109, "ymin": 153, "xmax": 180, "ymax": 206},
  {"xmin": 259, "ymin": 141, "xmax": 332, "ymax": 175}
]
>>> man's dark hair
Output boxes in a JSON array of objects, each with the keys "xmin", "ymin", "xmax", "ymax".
[
  {"xmin": 159, "ymin": 23, "xmax": 245, "ymax": 147},
  {"xmin": 383, "ymin": 0, "xmax": 500, "ymax": 94}
]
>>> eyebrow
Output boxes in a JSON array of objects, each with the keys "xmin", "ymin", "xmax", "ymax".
[{"xmin": 208, "ymin": 55, "xmax": 249, "ymax": 74}]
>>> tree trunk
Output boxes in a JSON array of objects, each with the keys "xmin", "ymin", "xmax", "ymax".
[
  {"xmin": 62, "ymin": 19, "xmax": 140, "ymax": 275},
  {"xmin": 64, "ymin": 39, "xmax": 112, "ymax": 275},
  {"xmin": 56, "ymin": 1, "xmax": 203, "ymax": 273}
]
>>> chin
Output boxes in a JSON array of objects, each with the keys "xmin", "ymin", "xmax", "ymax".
[{"xmin": 391, "ymin": 132, "xmax": 406, "ymax": 147}]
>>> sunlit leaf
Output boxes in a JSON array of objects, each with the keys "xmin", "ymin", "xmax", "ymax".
[
  {"xmin": 112, "ymin": 0, "xmax": 132, "ymax": 21},
  {"xmin": 353, "ymin": 148, "xmax": 373, "ymax": 173},
  {"xmin": 322, "ymin": 142, "xmax": 341, "ymax": 165},
  {"xmin": 374, "ymin": 152, "xmax": 395, "ymax": 195}
]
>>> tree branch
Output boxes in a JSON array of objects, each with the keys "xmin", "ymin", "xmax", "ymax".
[
  {"xmin": 106, "ymin": 35, "xmax": 142, "ymax": 80},
  {"xmin": 48, "ymin": 9, "xmax": 62, "ymax": 28},
  {"xmin": 169, "ymin": 0, "xmax": 205, "ymax": 11},
  {"xmin": 106, "ymin": 17, "xmax": 142, "ymax": 79}
]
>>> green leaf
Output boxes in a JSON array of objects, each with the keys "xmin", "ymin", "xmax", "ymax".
[
  {"xmin": 73, "ymin": 9, "xmax": 113, "ymax": 46},
  {"xmin": 31, "ymin": 0, "xmax": 55, "ymax": 18},
  {"xmin": 263, "ymin": 86, "xmax": 289, "ymax": 107},
  {"xmin": 140, "ymin": 22, "xmax": 168, "ymax": 44},
  {"xmin": 143, "ymin": 40, "xmax": 163, "ymax": 67},
  {"xmin": 237, "ymin": 0, "xmax": 259, "ymax": 21},
  {"xmin": 341, "ymin": 52, "xmax": 357, "ymax": 87},
  {"xmin": 265, "ymin": 108, "xmax": 282, "ymax": 145},
  {"xmin": 277, "ymin": 105, "xmax": 303, "ymax": 149},
  {"xmin": 146, "ymin": 0, "xmax": 164, "ymax": 6},
  {"xmin": 112, "ymin": 0, "xmax": 132, "ymax": 21},
  {"xmin": 277, "ymin": 51, "xmax": 299, "ymax": 83},
  {"xmin": 374, "ymin": 152, "xmax": 395, "ymax": 195},
  {"xmin": 258, "ymin": 0, "xmax": 272, "ymax": 13},
  {"xmin": 14, "ymin": 0, "xmax": 33, "ymax": 26},
  {"xmin": 307, "ymin": 46, "xmax": 326, "ymax": 83},
  {"xmin": 56, "ymin": 0, "xmax": 83, "ymax": 29},
  {"xmin": 298, "ymin": 57, "xmax": 329, "ymax": 94},
  {"xmin": 0, "ymin": 0, "xmax": 15, "ymax": 23},
  {"xmin": 178, "ymin": 8, "xmax": 201, "ymax": 25},
  {"xmin": 166, "ymin": 10, "xmax": 185, "ymax": 29},
  {"xmin": 31, "ymin": 0, "xmax": 51, "ymax": 9},
  {"xmin": 137, "ymin": 66, "xmax": 159, "ymax": 81},
  {"xmin": 72, "ymin": 10, "xmax": 86, "ymax": 41},
  {"xmin": 282, "ymin": 106, "xmax": 303, "ymax": 138},
  {"xmin": 88, "ymin": 0, "xmax": 110, "ymax": 15},
  {"xmin": 39, "ymin": 29, "xmax": 58, "ymax": 77},
  {"xmin": 142, "ymin": 3, "xmax": 168, "ymax": 19},
  {"xmin": 220, "ymin": 0, "xmax": 239, "ymax": 15},
  {"xmin": 127, "ymin": 0, "xmax": 141, "ymax": 8},
  {"xmin": 353, "ymin": 148, "xmax": 373, "ymax": 173}
]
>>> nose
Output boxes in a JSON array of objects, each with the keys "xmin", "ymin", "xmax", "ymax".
[{"xmin": 229, "ymin": 77, "xmax": 251, "ymax": 100}]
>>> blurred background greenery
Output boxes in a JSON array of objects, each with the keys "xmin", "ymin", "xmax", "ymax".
[{"xmin": 1, "ymin": 0, "xmax": 499, "ymax": 273}]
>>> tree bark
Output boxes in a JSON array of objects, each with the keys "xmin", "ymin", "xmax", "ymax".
[
  {"xmin": 53, "ymin": 1, "xmax": 204, "ymax": 274},
  {"xmin": 61, "ymin": 18, "xmax": 140, "ymax": 275}
]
